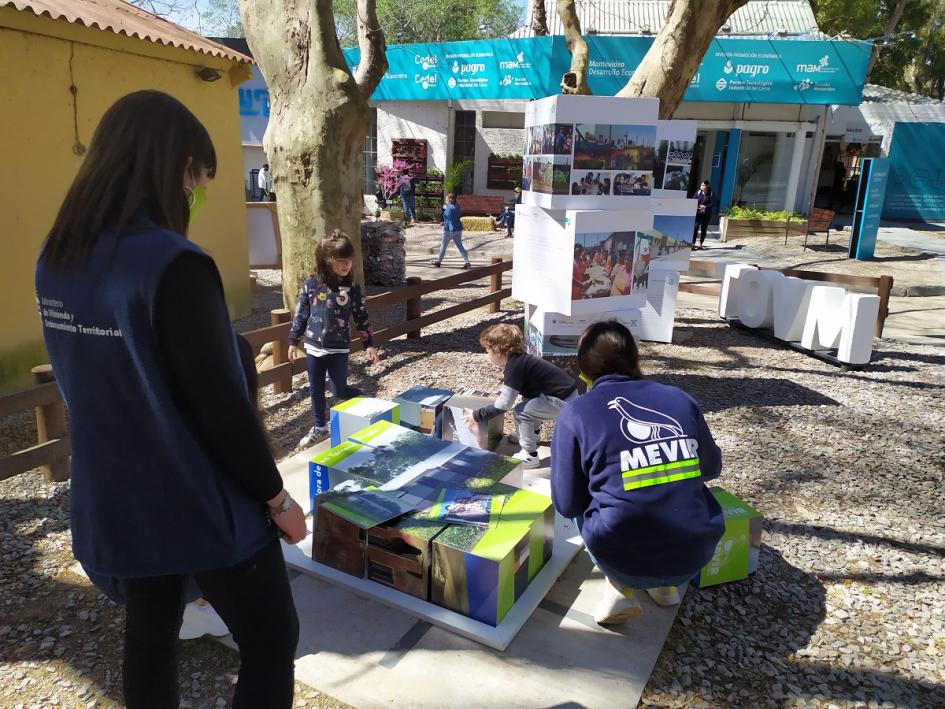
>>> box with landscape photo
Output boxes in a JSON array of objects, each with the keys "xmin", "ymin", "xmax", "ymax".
[{"xmin": 430, "ymin": 484, "xmax": 555, "ymax": 626}]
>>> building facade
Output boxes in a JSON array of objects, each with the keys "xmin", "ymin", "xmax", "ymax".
[{"xmin": 1, "ymin": 0, "xmax": 254, "ymax": 391}]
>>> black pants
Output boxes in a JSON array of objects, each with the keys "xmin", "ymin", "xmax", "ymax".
[
  {"xmin": 122, "ymin": 537, "xmax": 299, "ymax": 709},
  {"xmin": 693, "ymin": 213, "xmax": 711, "ymax": 245}
]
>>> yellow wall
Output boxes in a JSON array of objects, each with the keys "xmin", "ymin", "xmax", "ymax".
[{"xmin": 0, "ymin": 8, "xmax": 252, "ymax": 392}]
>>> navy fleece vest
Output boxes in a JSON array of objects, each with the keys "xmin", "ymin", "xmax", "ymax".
[{"xmin": 36, "ymin": 224, "xmax": 273, "ymax": 578}]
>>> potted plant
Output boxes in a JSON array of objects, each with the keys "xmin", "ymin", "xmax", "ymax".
[{"xmin": 720, "ymin": 205, "xmax": 807, "ymax": 242}]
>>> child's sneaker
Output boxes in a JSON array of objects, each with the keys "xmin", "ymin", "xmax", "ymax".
[
  {"xmin": 299, "ymin": 425, "xmax": 328, "ymax": 448},
  {"xmin": 513, "ymin": 449, "xmax": 541, "ymax": 469},
  {"xmin": 594, "ymin": 584, "xmax": 643, "ymax": 626},
  {"xmin": 179, "ymin": 601, "xmax": 230, "ymax": 640},
  {"xmin": 645, "ymin": 586, "xmax": 682, "ymax": 606}
]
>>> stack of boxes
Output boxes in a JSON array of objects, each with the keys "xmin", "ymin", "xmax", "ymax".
[
  {"xmin": 514, "ymin": 95, "xmax": 699, "ymax": 355},
  {"xmin": 309, "ymin": 393, "xmax": 555, "ymax": 627}
]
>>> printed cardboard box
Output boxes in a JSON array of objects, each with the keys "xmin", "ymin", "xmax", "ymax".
[
  {"xmin": 308, "ymin": 427, "xmax": 462, "ymax": 512},
  {"xmin": 366, "ymin": 514, "xmax": 446, "ymax": 600},
  {"xmin": 311, "ymin": 497, "xmax": 367, "ymax": 577},
  {"xmin": 329, "ymin": 396, "xmax": 399, "ymax": 447},
  {"xmin": 430, "ymin": 485, "xmax": 554, "ymax": 626},
  {"xmin": 440, "ymin": 394, "xmax": 504, "ymax": 451},
  {"xmin": 393, "ymin": 386, "xmax": 454, "ymax": 434},
  {"xmin": 364, "ymin": 452, "xmax": 524, "ymax": 599},
  {"xmin": 695, "ymin": 487, "xmax": 763, "ymax": 588}
]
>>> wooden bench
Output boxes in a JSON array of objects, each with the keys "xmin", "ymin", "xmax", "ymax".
[
  {"xmin": 804, "ymin": 208, "xmax": 837, "ymax": 250},
  {"xmin": 456, "ymin": 195, "xmax": 505, "ymax": 217}
]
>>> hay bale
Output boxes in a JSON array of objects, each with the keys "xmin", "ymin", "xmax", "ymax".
[{"xmin": 461, "ymin": 216, "xmax": 495, "ymax": 232}]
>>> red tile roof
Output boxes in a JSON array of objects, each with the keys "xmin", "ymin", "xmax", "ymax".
[{"xmin": 2, "ymin": 0, "xmax": 253, "ymax": 64}]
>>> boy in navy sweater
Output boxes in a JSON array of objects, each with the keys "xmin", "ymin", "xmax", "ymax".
[
  {"xmin": 465, "ymin": 324, "xmax": 577, "ymax": 468},
  {"xmin": 551, "ymin": 321, "xmax": 724, "ymax": 625}
]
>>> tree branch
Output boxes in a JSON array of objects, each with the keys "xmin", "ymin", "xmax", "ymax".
[
  {"xmin": 530, "ymin": 0, "xmax": 548, "ymax": 36},
  {"xmin": 354, "ymin": 0, "xmax": 388, "ymax": 96},
  {"xmin": 618, "ymin": 0, "xmax": 748, "ymax": 119},
  {"xmin": 556, "ymin": 0, "xmax": 591, "ymax": 94}
]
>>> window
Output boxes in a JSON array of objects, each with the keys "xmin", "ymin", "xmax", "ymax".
[
  {"xmin": 453, "ymin": 110, "xmax": 476, "ymax": 163},
  {"xmin": 482, "ymin": 111, "xmax": 525, "ymax": 129},
  {"xmin": 362, "ymin": 107, "xmax": 378, "ymax": 195}
]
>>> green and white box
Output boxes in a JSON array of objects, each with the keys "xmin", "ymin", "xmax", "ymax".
[
  {"xmin": 430, "ymin": 485, "xmax": 554, "ymax": 626},
  {"xmin": 696, "ymin": 487, "xmax": 763, "ymax": 588},
  {"xmin": 329, "ymin": 396, "xmax": 399, "ymax": 447}
]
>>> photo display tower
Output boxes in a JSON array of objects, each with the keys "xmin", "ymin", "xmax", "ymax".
[{"xmin": 512, "ymin": 95, "xmax": 697, "ymax": 353}]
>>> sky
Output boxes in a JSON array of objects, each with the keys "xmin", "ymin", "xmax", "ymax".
[{"xmin": 156, "ymin": 0, "xmax": 529, "ymax": 36}]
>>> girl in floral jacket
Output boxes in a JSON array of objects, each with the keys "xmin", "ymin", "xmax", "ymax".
[{"xmin": 288, "ymin": 230, "xmax": 380, "ymax": 445}]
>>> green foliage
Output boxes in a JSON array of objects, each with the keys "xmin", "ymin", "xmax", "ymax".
[
  {"xmin": 334, "ymin": 0, "xmax": 522, "ymax": 47},
  {"xmin": 444, "ymin": 160, "xmax": 474, "ymax": 193},
  {"xmin": 727, "ymin": 206, "xmax": 804, "ymax": 221},
  {"xmin": 814, "ymin": 0, "xmax": 942, "ymax": 97}
]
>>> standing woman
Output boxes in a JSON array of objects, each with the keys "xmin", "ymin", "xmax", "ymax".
[
  {"xmin": 35, "ymin": 91, "xmax": 304, "ymax": 708},
  {"xmin": 693, "ymin": 180, "xmax": 715, "ymax": 250},
  {"xmin": 433, "ymin": 193, "xmax": 471, "ymax": 268}
]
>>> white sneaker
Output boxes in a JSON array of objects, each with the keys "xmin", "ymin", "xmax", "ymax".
[
  {"xmin": 645, "ymin": 585, "xmax": 682, "ymax": 607},
  {"xmin": 299, "ymin": 425, "xmax": 328, "ymax": 448},
  {"xmin": 594, "ymin": 584, "xmax": 643, "ymax": 626},
  {"xmin": 179, "ymin": 601, "xmax": 230, "ymax": 640},
  {"xmin": 513, "ymin": 449, "xmax": 541, "ymax": 469}
]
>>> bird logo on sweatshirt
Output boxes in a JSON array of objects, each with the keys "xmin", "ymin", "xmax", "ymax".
[{"xmin": 608, "ymin": 396, "xmax": 685, "ymax": 443}]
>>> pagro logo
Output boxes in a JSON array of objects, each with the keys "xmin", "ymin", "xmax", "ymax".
[
  {"xmin": 723, "ymin": 59, "xmax": 734, "ymax": 74},
  {"xmin": 735, "ymin": 63, "xmax": 769, "ymax": 77}
]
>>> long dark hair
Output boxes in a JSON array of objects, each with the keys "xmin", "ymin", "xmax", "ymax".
[
  {"xmin": 43, "ymin": 90, "xmax": 216, "ymax": 269},
  {"xmin": 314, "ymin": 229, "xmax": 356, "ymax": 288},
  {"xmin": 577, "ymin": 321, "xmax": 643, "ymax": 381}
]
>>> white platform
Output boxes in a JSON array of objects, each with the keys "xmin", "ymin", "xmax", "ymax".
[
  {"xmin": 271, "ymin": 441, "xmax": 684, "ymax": 708},
  {"xmin": 278, "ymin": 442, "xmax": 584, "ymax": 651}
]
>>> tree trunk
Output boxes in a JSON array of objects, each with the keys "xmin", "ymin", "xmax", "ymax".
[
  {"xmin": 239, "ymin": 0, "xmax": 386, "ymax": 308},
  {"xmin": 556, "ymin": 0, "xmax": 591, "ymax": 94},
  {"xmin": 530, "ymin": 0, "xmax": 548, "ymax": 36},
  {"xmin": 867, "ymin": 0, "xmax": 911, "ymax": 79},
  {"xmin": 617, "ymin": 0, "xmax": 749, "ymax": 119}
]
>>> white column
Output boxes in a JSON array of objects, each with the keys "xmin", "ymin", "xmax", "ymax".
[{"xmin": 784, "ymin": 128, "xmax": 808, "ymax": 213}]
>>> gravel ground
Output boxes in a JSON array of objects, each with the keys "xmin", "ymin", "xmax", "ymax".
[{"xmin": 2, "ymin": 261, "xmax": 943, "ymax": 708}]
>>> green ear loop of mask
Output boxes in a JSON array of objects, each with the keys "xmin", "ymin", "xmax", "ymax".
[{"xmin": 188, "ymin": 184, "xmax": 208, "ymax": 221}]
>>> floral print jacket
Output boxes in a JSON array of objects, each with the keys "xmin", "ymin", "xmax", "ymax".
[{"xmin": 288, "ymin": 276, "xmax": 374, "ymax": 351}]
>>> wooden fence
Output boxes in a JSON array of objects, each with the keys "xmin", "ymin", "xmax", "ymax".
[
  {"xmin": 680, "ymin": 259, "xmax": 894, "ymax": 338},
  {"xmin": 0, "ymin": 258, "xmax": 513, "ymax": 482},
  {"xmin": 243, "ymin": 257, "xmax": 512, "ymax": 393},
  {"xmin": 0, "ymin": 365, "xmax": 70, "ymax": 484}
]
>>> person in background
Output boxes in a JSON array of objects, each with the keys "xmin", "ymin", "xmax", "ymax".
[
  {"xmin": 551, "ymin": 321, "xmax": 724, "ymax": 625},
  {"xmin": 35, "ymin": 90, "xmax": 303, "ymax": 707},
  {"xmin": 257, "ymin": 163, "xmax": 273, "ymax": 201},
  {"xmin": 399, "ymin": 172, "xmax": 418, "ymax": 223},
  {"xmin": 288, "ymin": 230, "xmax": 381, "ymax": 447},
  {"xmin": 433, "ymin": 193, "xmax": 471, "ymax": 269},
  {"xmin": 693, "ymin": 180, "xmax": 715, "ymax": 250}
]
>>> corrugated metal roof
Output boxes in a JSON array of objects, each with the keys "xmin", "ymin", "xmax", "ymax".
[
  {"xmin": 862, "ymin": 83, "xmax": 944, "ymax": 105},
  {"xmin": 512, "ymin": 0, "xmax": 820, "ymax": 38},
  {"xmin": 1, "ymin": 0, "xmax": 252, "ymax": 64}
]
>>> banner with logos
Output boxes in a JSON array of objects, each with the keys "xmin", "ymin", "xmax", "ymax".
[{"xmin": 341, "ymin": 36, "xmax": 871, "ymax": 105}]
